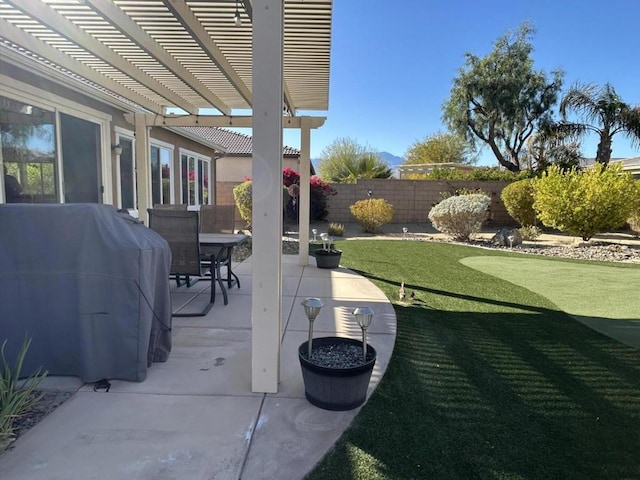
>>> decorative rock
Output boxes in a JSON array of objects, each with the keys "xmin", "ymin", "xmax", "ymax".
[{"xmin": 490, "ymin": 227, "xmax": 523, "ymax": 247}]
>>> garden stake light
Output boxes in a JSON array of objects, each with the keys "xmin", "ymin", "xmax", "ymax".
[
  {"xmin": 301, "ymin": 297, "xmax": 324, "ymax": 357},
  {"xmin": 353, "ymin": 307, "xmax": 374, "ymax": 362}
]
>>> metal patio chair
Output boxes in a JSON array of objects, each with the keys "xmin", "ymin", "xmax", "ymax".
[
  {"xmin": 199, "ymin": 205, "xmax": 238, "ymax": 289},
  {"xmin": 147, "ymin": 208, "xmax": 215, "ymax": 316}
]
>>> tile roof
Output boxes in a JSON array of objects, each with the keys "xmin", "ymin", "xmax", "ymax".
[{"xmin": 177, "ymin": 127, "xmax": 300, "ymax": 157}]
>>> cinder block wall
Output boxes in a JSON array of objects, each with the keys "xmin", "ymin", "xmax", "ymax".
[
  {"xmin": 216, "ymin": 179, "xmax": 517, "ymax": 228},
  {"xmin": 325, "ymin": 179, "xmax": 515, "ymax": 226}
]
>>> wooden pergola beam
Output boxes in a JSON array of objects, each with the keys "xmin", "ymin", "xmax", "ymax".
[{"xmin": 124, "ymin": 113, "xmax": 326, "ymax": 129}]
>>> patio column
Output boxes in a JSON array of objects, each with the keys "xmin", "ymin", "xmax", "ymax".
[
  {"xmin": 251, "ymin": 0, "xmax": 283, "ymax": 393},
  {"xmin": 298, "ymin": 116, "xmax": 311, "ymax": 265},
  {"xmin": 134, "ymin": 112, "xmax": 151, "ymax": 224}
]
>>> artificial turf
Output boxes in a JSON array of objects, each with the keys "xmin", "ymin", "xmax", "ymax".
[{"xmin": 305, "ymin": 240, "xmax": 640, "ymax": 480}]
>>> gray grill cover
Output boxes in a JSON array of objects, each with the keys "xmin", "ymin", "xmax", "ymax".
[{"xmin": 0, "ymin": 204, "xmax": 172, "ymax": 382}]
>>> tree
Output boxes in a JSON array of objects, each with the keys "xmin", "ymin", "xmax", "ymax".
[
  {"xmin": 403, "ymin": 131, "xmax": 476, "ymax": 166},
  {"xmin": 523, "ymin": 126, "xmax": 582, "ymax": 173},
  {"xmin": 442, "ymin": 23, "xmax": 563, "ymax": 172},
  {"xmin": 317, "ymin": 137, "xmax": 392, "ymax": 183},
  {"xmin": 553, "ymin": 82, "xmax": 640, "ymax": 165}
]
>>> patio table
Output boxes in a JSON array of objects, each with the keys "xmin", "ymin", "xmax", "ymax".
[{"xmin": 200, "ymin": 233, "xmax": 248, "ymax": 305}]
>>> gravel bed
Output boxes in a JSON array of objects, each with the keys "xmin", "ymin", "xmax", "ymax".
[
  {"xmin": 234, "ymin": 236, "xmax": 640, "ymax": 264},
  {"xmin": 4, "ymin": 391, "xmax": 72, "ymax": 453},
  {"xmin": 302, "ymin": 343, "xmax": 375, "ymax": 369},
  {"xmin": 452, "ymin": 239, "xmax": 640, "ymax": 263}
]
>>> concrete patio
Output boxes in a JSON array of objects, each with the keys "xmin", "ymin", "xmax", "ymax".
[{"xmin": 0, "ymin": 254, "xmax": 397, "ymax": 480}]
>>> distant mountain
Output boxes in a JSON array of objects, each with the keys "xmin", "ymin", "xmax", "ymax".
[{"xmin": 378, "ymin": 151, "xmax": 403, "ymax": 167}]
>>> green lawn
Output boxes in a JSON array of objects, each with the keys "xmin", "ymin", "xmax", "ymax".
[{"xmin": 306, "ymin": 240, "xmax": 640, "ymax": 480}]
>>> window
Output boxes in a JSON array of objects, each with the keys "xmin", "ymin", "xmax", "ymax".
[
  {"xmin": 180, "ymin": 150, "xmax": 210, "ymax": 206},
  {"xmin": 0, "ymin": 97, "xmax": 57, "ymax": 203},
  {"xmin": 150, "ymin": 142, "xmax": 173, "ymax": 205},
  {"xmin": 1, "ymin": 91, "xmax": 106, "ymax": 205}
]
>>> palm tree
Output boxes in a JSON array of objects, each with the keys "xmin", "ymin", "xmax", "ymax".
[
  {"xmin": 317, "ymin": 137, "xmax": 392, "ymax": 183},
  {"xmin": 555, "ymin": 82, "xmax": 640, "ymax": 165}
]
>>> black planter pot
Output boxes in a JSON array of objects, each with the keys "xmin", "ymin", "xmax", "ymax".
[
  {"xmin": 314, "ymin": 249, "xmax": 342, "ymax": 269},
  {"xmin": 298, "ymin": 336, "xmax": 377, "ymax": 411}
]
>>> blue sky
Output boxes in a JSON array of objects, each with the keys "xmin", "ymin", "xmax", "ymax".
[{"xmin": 281, "ymin": 0, "xmax": 640, "ymax": 166}]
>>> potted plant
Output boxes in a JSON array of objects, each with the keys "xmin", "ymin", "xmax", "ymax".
[
  {"xmin": 298, "ymin": 299, "xmax": 377, "ymax": 411},
  {"xmin": 314, "ymin": 233, "xmax": 342, "ymax": 269}
]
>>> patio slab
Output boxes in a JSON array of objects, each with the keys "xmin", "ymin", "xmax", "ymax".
[
  {"xmin": 0, "ymin": 392, "xmax": 261, "ymax": 480},
  {"xmin": 0, "ymin": 255, "xmax": 397, "ymax": 480}
]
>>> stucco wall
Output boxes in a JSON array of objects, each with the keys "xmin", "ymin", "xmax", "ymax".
[{"xmin": 216, "ymin": 157, "xmax": 301, "ymax": 182}]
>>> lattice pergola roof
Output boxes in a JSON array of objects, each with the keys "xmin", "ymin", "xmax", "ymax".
[{"xmin": 0, "ymin": 0, "xmax": 332, "ymax": 116}]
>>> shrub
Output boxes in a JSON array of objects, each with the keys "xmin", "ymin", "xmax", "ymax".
[
  {"xmin": 533, "ymin": 164, "xmax": 638, "ymax": 241},
  {"xmin": 628, "ymin": 183, "xmax": 640, "ymax": 237},
  {"xmin": 350, "ymin": 198, "xmax": 394, "ymax": 233},
  {"xmin": 328, "ymin": 222, "xmax": 345, "ymax": 236},
  {"xmin": 1, "ymin": 338, "xmax": 47, "ymax": 453},
  {"xmin": 309, "ymin": 175, "xmax": 336, "ymax": 221},
  {"xmin": 282, "ymin": 168, "xmax": 337, "ymax": 222},
  {"xmin": 439, "ymin": 187, "xmax": 488, "ymax": 203},
  {"xmin": 232, "ymin": 181, "xmax": 290, "ymax": 229},
  {"xmin": 501, "ymin": 179, "xmax": 537, "ymax": 227},
  {"xmin": 428, "ymin": 193, "xmax": 491, "ymax": 241},
  {"xmin": 518, "ymin": 225, "xmax": 542, "ymax": 241},
  {"xmin": 423, "ymin": 166, "xmax": 532, "ymax": 182},
  {"xmin": 232, "ymin": 181, "xmax": 253, "ymax": 228}
]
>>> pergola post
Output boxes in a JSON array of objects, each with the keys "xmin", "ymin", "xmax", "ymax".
[
  {"xmin": 134, "ymin": 113, "xmax": 151, "ymax": 224},
  {"xmin": 298, "ymin": 116, "xmax": 311, "ymax": 265},
  {"xmin": 251, "ymin": 0, "xmax": 284, "ymax": 393}
]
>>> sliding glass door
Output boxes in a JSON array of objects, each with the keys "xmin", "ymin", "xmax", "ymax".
[{"xmin": 60, "ymin": 113, "xmax": 101, "ymax": 203}]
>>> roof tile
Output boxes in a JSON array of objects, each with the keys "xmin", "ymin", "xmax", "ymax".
[{"xmin": 178, "ymin": 127, "xmax": 299, "ymax": 157}]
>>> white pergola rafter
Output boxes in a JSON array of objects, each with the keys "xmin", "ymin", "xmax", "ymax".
[
  {"xmin": 83, "ymin": 0, "xmax": 231, "ymax": 115},
  {"xmin": 0, "ymin": 0, "xmax": 332, "ymax": 115},
  {"xmin": 160, "ymin": 0, "xmax": 253, "ymax": 112},
  {"xmin": 0, "ymin": 18, "xmax": 164, "ymax": 114},
  {"xmin": 3, "ymin": 0, "xmax": 199, "ymax": 114}
]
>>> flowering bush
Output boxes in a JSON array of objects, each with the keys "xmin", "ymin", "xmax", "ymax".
[
  {"xmin": 428, "ymin": 193, "xmax": 491, "ymax": 241},
  {"xmin": 350, "ymin": 198, "xmax": 394, "ymax": 233},
  {"xmin": 281, "ymin": 167, "xmax": 336, "ymax": 222}
]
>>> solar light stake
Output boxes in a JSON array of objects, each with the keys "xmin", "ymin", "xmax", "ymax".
[
  {"xmin": 353, "ymin": 307, "xmax": 374, "ymax": 362},
  {"xmin": 312, "ymin": 228, "xmax": 318, "ymax": 242},
  {"xmin": 302, "ymin": 297, "xmax": 324, "ymax": 357}
]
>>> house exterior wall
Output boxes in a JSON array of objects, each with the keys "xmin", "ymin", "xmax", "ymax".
[
  {"xmin": 1, "ymin": 62, "xmax": 221, "ymax": 208},
  {"xmin": 216, "ymin": 156, "xmax": 300, "ymax": 182}
]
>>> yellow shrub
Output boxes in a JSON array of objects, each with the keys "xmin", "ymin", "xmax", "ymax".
[
  {"xmin": 533, "ymin": 164, "xmax": 637, "ymax": 241},
  {"xmin": 350, "ymin": 198, "xmax": 394, "ymax": 233}
]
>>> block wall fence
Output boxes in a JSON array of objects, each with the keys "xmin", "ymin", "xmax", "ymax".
[
  {"xmin": 325, "ymin": 179, "xmax": 515, "ymax": 226},
  {"xmin": 215, "ymin": 179, "xmax": 517, "ymax": 229}
]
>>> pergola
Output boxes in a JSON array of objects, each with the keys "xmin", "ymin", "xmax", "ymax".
[{"xmin": 0, "ymin": 0, "xmax": 334, "ymax": 393}]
